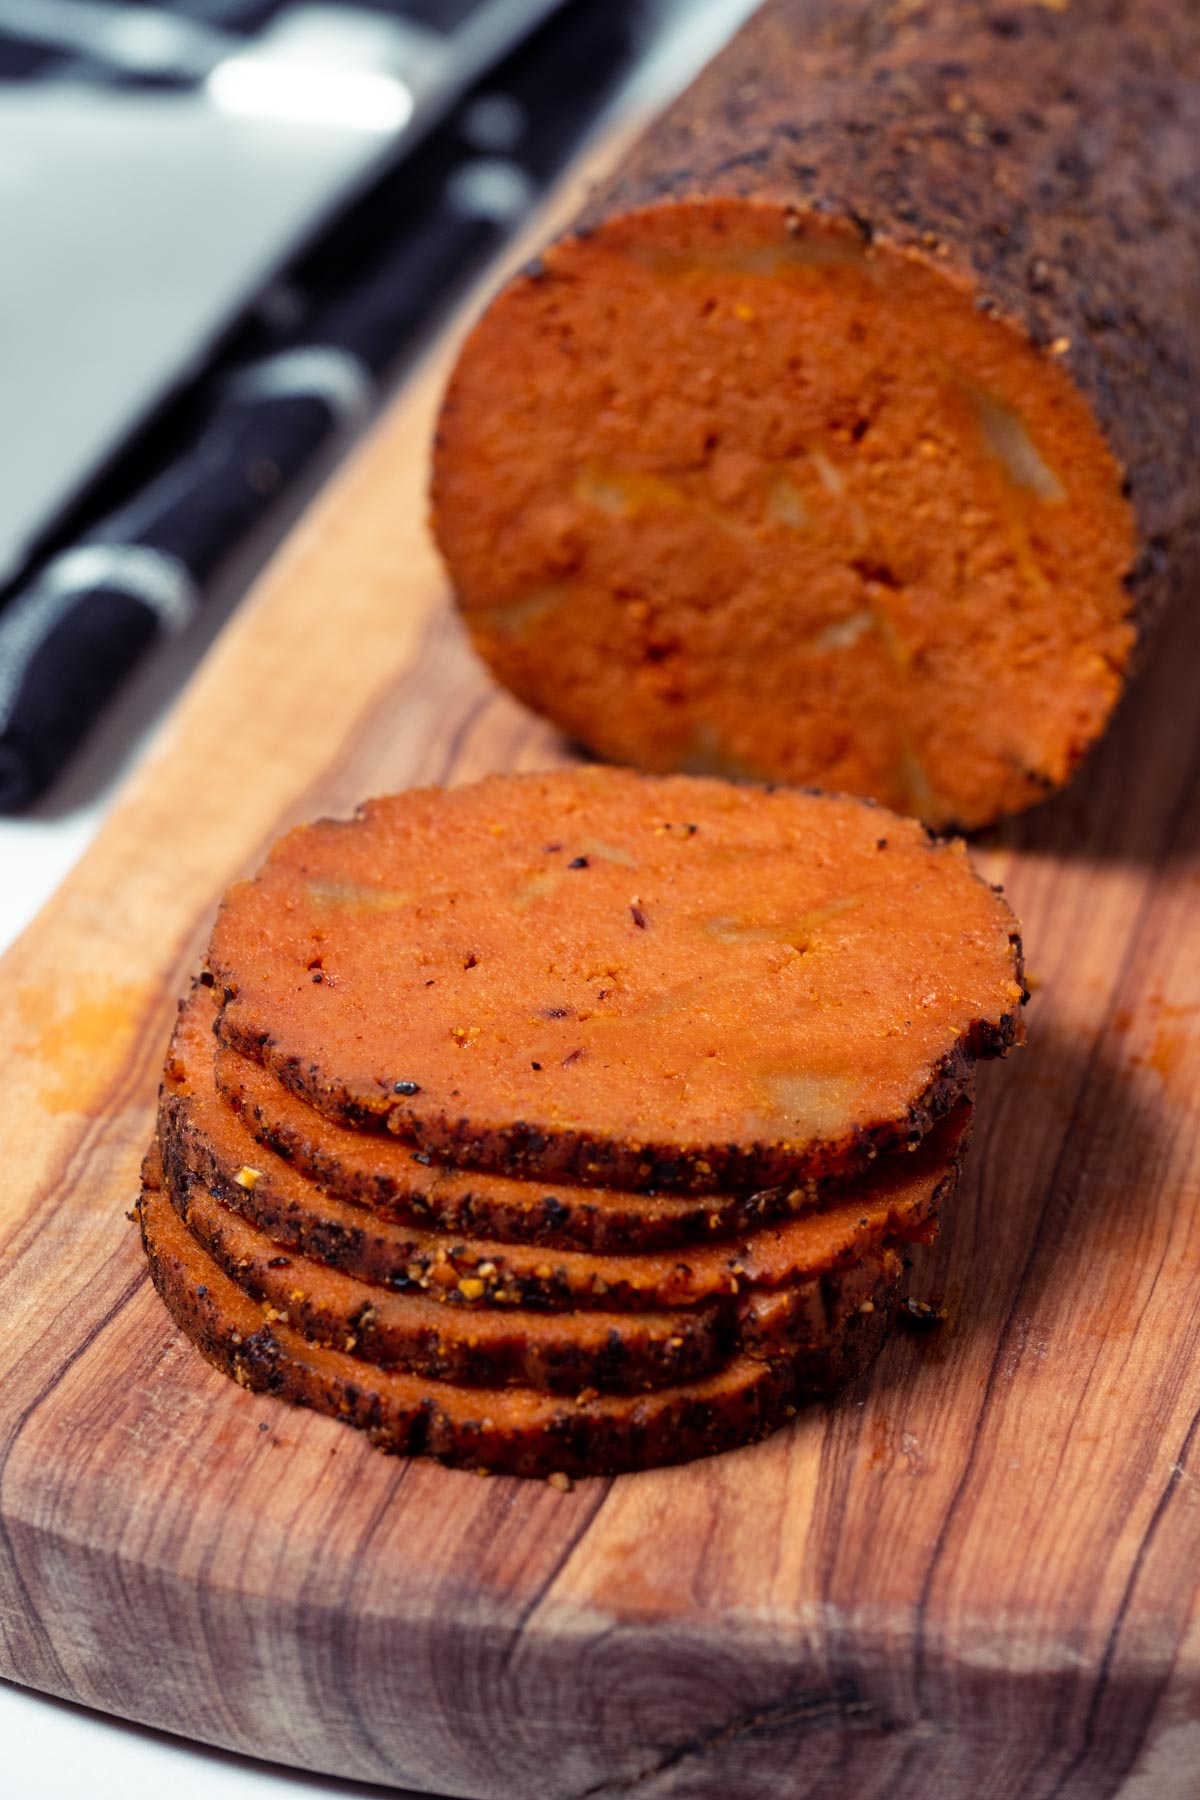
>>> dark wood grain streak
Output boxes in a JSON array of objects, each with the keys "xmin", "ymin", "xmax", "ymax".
[
  {"xmin": 1060, "ymin": 1403, "xmax": 1200, "ymax": 1797},
  {"xmin": 0, "ymin": 216, "xmax": 1197, "ymax": 1798},
  {"xmin": 910, "ymin": 872, "xmax": 1176, "ymax": 1723}
]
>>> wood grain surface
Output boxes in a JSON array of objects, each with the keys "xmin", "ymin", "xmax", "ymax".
[{"xmin": 2, "ymin": 153, "xmax": 1200, "ymax": 1800}]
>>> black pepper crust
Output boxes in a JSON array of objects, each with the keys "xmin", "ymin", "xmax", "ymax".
[
  {"xmin": 209, "ymin": 1037, "xmax": 839, "ymax": 1254},
  {"xmin": 158, "ymin": 1149, "xmax": 727, "ymax": 1395},
  {"xmin": 557, "ymin": 0, "xmax": 1200, "ymax": 654},
  {"xmin": 158, "ymin": 1085, "xmax": 959, "ymax": 1314},
  {"xmin": 154, "ymin": 1136, "xmax": 910, "ymax": 1395},
  {"xmin": 219, "ymin": 993, "xmax": 1015, "ymax": 1197},
  {"xmin": 137, "ymin": 1152, "xmax": 907, "ymax": 1478}
]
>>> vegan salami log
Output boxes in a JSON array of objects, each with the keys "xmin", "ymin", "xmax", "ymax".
[
  {"xmin": 207, "ymin": 770, "xmax": 1023, "ymax": 1190},
  {"xmin": 138, "ymin": 1154, "xmax": 903, "ymax": 1478},
  {"xmin": 432, "ymin": 0, "xmax": 1200, "ymax": 829}
]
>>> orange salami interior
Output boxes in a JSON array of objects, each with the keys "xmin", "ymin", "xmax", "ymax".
[
  {"xmin": 433, "ymin": 202, "xmax": 1135, "ymax": 829},
  {"xmin": 209, "ymin": 769, "xmax": 1023, "ymax": 1189}
]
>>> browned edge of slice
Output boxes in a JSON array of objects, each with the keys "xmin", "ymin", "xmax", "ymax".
[
  {"xmin": 363, "ymin": 1035, "xmax": 997, "ymax": 1196},
  {"xmin": 169, "ymin": 1152, "xmax": 722, "ymax": 1394},
  {"xmin": 138, "ymin": 1151, "xmax": 902, "ymax": 1478},
  {"xmin": 164, "ymin": 1141, "xmax": 911, "ymax": 1394},
  {"xmin": 161, "ymin": 989, "xmax": 832, "ymax": 1252},
  {"xmin": 160, "ymin": 1076, "xmax": 965, "ymax": 1312}
]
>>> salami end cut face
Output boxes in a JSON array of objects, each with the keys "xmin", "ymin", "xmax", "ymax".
[{"xmin": 432, "ymin": 0, "xmax": 1200, "ymax": 828}]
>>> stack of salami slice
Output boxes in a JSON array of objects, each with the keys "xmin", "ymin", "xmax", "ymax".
[{"xmin": 140, "ymin": 769, "xmax": 1026, "ymax": 1479}]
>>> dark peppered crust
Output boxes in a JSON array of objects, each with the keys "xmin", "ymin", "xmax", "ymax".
[
  {"xmin": 572, "ymin": 0, "xmax": 1200, "ymax": 652},
  {"xmin": 137, "ymin": 1152, "xmax": 906, "ymax": 1478},
  {"xmin": 158, "ymin": 1132, "xmax": 912, "ymax": 1393},
  {"xmin": 364, "ymin": 1001, "xmax": 1014, "ymax": 1196},
  {"xmin": 163, "ymin": 1150, "xmax": 726, "ymax": 1395},
  {"xmin": 211, "ymin": 1033, "xmax": 834, "ymax": 1254},
  {"xmin": 217, "ymin": 979, "xmax": 1016, "ymax": 1198},
  {"xmin": 160, "ymin": 1064, "xmax": 962, "ymax": 1313}
]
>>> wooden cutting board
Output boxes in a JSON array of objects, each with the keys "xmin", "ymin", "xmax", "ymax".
[{"xmin": 2, "ymin": 153, "xmax": 1199, "ymax": 1800}]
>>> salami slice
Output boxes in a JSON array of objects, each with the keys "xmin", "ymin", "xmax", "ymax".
[
  {"xmin": 208, "ymin": 769, "xmax": 1021, "ymax": 1189},
  {"xmin": 165, "ymin": 1154, "xmax": 910, "ymax": 1395},
  {"xmin": 138, "ymin": 1155, "xmax": 902, "ymax": 1479},
  {"xmin": 169, "ymin": 996, "xmax": 830, "ymax": 1253}
]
